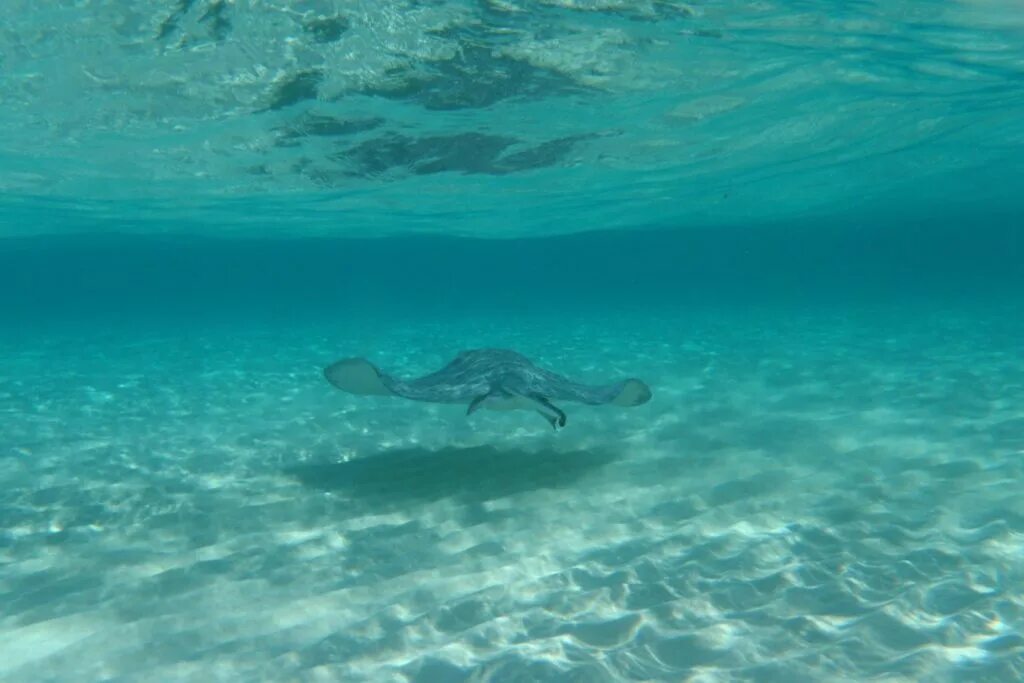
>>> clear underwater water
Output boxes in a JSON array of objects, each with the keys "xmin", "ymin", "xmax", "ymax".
[{"xmin": 2, "ymin": 1, "xmax": 1024, "ymax": 681}]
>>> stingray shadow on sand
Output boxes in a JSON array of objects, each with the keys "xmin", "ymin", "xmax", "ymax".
[{"xmin": 286, "ymin": 445, "xmax": 619, "ymax": 508}]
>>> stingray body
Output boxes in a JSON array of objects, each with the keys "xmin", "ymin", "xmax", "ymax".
[{"xmin": 324, "ymin": 348, "xmax": 652, "ymax": 430}]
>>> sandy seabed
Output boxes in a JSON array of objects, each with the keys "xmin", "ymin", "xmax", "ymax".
[{"xmin": 1, "ymin": 306, "xmax": 1022, "ymax": 682}]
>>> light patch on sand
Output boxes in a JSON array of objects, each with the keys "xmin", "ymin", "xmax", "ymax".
[
  {"xmin": 940, "ymin": 644, "xmax": 989, "ymax": 664},
  {"xmin": 0, "ymin": 613, "xmax": 110, "ymax": 677}
]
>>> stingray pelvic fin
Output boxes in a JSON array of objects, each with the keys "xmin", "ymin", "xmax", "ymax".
[
  {"xmin": 531, "ymin": 394, "xmax": 567, "ymax": 430},
  {"xmin": 467, "ymin": 392, "xmax": 492, "ymax": 415}
]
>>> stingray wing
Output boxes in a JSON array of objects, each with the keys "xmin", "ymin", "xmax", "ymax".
[
  {"xmin": 545, "ymin": 376, "xmax": 652, "ymax": 406},
  {"xmin": 607, "ymin": 378, "xmax": 653, "ymax": 406},
  {"xmin": 324, "ymin": 356, "xmax": 487, "ymax": 403},
  {"xmin": 323, "ymin": 358, "xmax": 397, "ymax": 396}
]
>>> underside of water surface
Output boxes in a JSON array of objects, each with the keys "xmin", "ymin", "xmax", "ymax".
[{"xmin": 1, "ymin": 0, "xmax": 1023, "ymax": 238}]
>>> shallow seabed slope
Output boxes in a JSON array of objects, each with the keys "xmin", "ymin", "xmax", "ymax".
[{"xmin": 1, "ymin": 306, "xmax": 1022, "ymax": 682}]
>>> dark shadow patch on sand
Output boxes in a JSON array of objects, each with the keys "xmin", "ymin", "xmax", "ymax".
[{"xmin": 286, "ymin": 445, "xmax": 617, "ymax": 506}]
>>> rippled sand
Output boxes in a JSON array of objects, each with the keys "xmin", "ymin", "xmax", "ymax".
[{"xmin": 1, "ymin": 308, "xmax": 1022, "ymax": 681}]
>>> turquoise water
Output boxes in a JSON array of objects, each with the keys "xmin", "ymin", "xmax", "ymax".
[{"xmin": 2, "ymin": 2, "xmax": 1024, "ymax": 681}]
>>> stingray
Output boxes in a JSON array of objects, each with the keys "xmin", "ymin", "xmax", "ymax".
[{"xmin": 323, "ymin": 348, "xmax": 652, "ymax": 430}]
